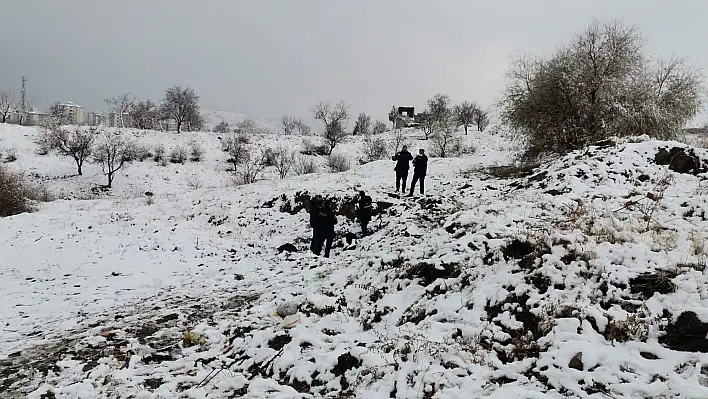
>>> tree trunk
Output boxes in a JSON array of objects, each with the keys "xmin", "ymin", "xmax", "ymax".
[
  {"xmin": 76, "ymin": 159, "xmax": 83, "ymax": 176},
  {"xmin": 464, "ymin": 125, "xmax": 468, "ymax": 135},
  {"xmin": 176, "ymin": 120, "xmax": 182, "ymax": 133},
  {"xmin": 107, "ymin": 172, "xmax": 113, "ymax": 188}
]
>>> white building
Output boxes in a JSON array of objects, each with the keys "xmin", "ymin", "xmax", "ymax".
[
  {"xmin": 57, "ymin": 102, "xmax": 85, "ymax": 125},
  {"xmin": 105, "ymin": 112, "xmax": 132, "ymax": 128},
  {"xmin": 84, "ymin": 112, "xmax": 103, "ymax": 126}
]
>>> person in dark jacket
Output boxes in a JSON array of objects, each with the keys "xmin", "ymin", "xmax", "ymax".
[
  {"xmin": 408, "ymin": 149, "xmax": 428, "ymax": 196},
  {"xmin": 310, "ymin": 198, "xmax": 337, "ymax": 257},
  {"xmin": 357, "ymin": 190, "xmax": 374, "ymax": 236},
  {"xmin": 392, "ymin": 145, "xmax": 413, "ymax": 193}
]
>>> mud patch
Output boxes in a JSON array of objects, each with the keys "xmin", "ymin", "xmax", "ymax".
[
  {"xmin": 659, "ymin": 311, "xmax": 708, "ymax": 352},
  {"xmin": 403, "ymin": 262, "xmax": 461, "ymax": 287},
  {"xmin": 654, "ymin": 147, "xmax": 707, "ymax": 175},
  {"xmin": 629, "ymin": 270, "xmax": 677, "ymax": 299}
]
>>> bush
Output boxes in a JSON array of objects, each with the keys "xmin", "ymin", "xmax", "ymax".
[
  {"xmin": 0, "ymin": 165, "xmax": 37, "ymax": 216},
  {"xmin": 500, "ymin": 19, "xmax": 705, "ymax": 161},
  {"xmin": 234, "ymin": 151, "xmax": 267, "ymax": 185},
  {"xmin": 134, "ymin": 144, "xmax": 152, "ymax": 162},
  {"xmin": 189, "ymin": 141, "xmax": 204, "ymax": 162},
  {"xmin": 273, "ymin": 146, "xmax": 296, "ymax": 179},
  {"xmin": 226, "ymin": 138, "xmax": 250, "ymax": 171},
  {"xmin": 4, "ymin": 148, "xmax": 17, "ymax": 163},
  {"xmin": 212, "ymin": 121, "xmax": 230, "ymax": 133},
  {"xmin": 169, "ymin": 145, "xmax": 188, "ymax": 164},
  {"xmin": 327, "ymin": 152, "xmax": 350, "ymax": 172},
  {"xmin": 300, "ymin": 138, "xmax": 329, "ymax": 156},
  {"xmin": 372, "ymin": 120, "xmax": 387, "ymax": 135},
  {"xmin": 361, "ymin": 136, "xmax": 389, "ymax": 163},
  {"xmin": 153, "ymin": 143, "xmax": 165, "ymax": 162},
  {"xmin": 294, "ymin": 156, "xmax": 318, "ymax": 175},
  {"xmin": 261, "ymin": 147, "xmax": 277, "ymax": 167}
]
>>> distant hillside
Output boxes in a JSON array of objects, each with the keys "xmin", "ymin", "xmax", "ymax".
[{"xmin": 201, "ymin": 109, "xmax": 279, "ymax": 132}]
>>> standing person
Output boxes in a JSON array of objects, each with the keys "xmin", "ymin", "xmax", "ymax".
[
  {"xmin": 392, "ymin": 145, "xmax": 413, "ymax": 193},
  {"xmin": 357, "ymin": 190, "xmax": 374, "ymax": 236},
  {"xmin": 408, "ymin": 149, "xmax": 428, "ymax": 197},
  {"xmin": 309, "ymin": 198, "xmax": 337, "ymax": 258}
]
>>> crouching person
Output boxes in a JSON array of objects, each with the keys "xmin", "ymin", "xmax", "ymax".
[
  {"xmin": 310, "ymin": 198, "xmax": 337, "ymax": 258},
  {"xmin": 357, "ymin": 190, "xmax": 373, "ymax": 236}
]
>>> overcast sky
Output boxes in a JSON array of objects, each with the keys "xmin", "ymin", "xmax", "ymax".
[{"xmin": 1, "ymin": 0, "xmax": 706, "ymax": 125}]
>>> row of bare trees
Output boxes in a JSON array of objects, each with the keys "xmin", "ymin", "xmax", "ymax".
[{"xmin": 102, "ymin": 85, "xmax": 202, "ymax": 133}]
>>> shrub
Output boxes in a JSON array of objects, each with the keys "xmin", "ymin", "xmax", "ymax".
[
  {"xmin": 234, "ymin": 151, "xmax": 267, "ymax": 185},
  {"xmin": 134, "ymin": 145, "xmax": 152, "ymax": 162},
  {"xmin": 153, "ymin": 143, "xmax": 165, "ymax": 162},
  {"xmin": 186, "ymin": 173, "xmax": 204, "ymax": 190},
  {"xmin": 0, "ymin": 165, "xmax": 37, "ymax": 216},
  {"xmin": 372, "ymin": 120, "xmax": 387, "ymax": 135},
  {"xmin": 261, "ymin": 147, "xmax": 277, "ymax": 167},
  {"xmin": 300, "ymin": 138, "xmax": 330, "ymax": 156},
  {"xmin": 212, "ymin": 121, "xmax": 230, "ymax": 133},
  {"xmin": 226, "ymin": 139, "xmax": 250, "ymax": 171},
  {"xmin": 4, "ymin": 148, "xmax": 18, "ymax": 163},
  {"xmin": 327, "ymin": 152, "xmax": 350, "ymax": 172},
  {"xmin": 361, "ymin": 136, "xmax": 389, "ymax": 163},
  {"xmin": 294, "ymin": 156, "xmax": 318, "ymax": 175},
  {"xmin": 169, "ymin": 145, "xmax": 188, "ymax": 164},
  {"xmin": 273, "ymin": 146, "xmax": 296, "ymax": 179},
  {"xmin": 189, "ymin": 141, "xmax": 204, "ymax": 162}
]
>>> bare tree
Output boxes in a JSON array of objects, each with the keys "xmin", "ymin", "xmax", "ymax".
[
  {"xmin": 428, "ymin": 93, "xmax": 452, "ymax": 123},
  {"xmin": 454, "ymin": 101, "xmax": 479, "ymax": 135},
  {"xmin": 361, "ymin": 135, "xmax": 388, "ymax": 163},
  {"xmin": 235, "ymin": 118, "xmax": 258, "ymax": 135},
  {"xmin": 418, "ymin": 113, "xmax": 435, "ymax": 140},
  {"xmin": 225, "ymin": 135, "xmax": 250, "ymax": 171},
  {"xmin": 236, "ymin": 150, "xmax": 268, "ymax": 185},
  {"xmin": 213, "ymin": 120, "xmax": 231, "ymax": 133},
  {"xmin": 104, "ymin": 93, "xmax": 134, "ymax": 128},
  {"xmin": 311, "ymin": 101, "xmax": 350, "ymax": 155},
  {"xmin": 0, "ymin": 91, "xmax": 13, "ymax": 123},
  {"xmin": 49, "ymin": 127, "xmax": 96, "ymax": 175},
  {"xmin": 49, "ymin": 102, "xmax": 72, "ymax": 125},
  {"xmin": 159, "ymin": 85, "xmax": 200, "ymax": 133},
  {"xmin": 472, "ymin": 108, "xmax": 490, "ymax": 132},
  {"xmin": 372, "ymin": 120, "xmax": 387, "ymax": 135},
  {"xmin": 352, "ymin": 113, "xmax": 371, "ymax": 136},
  {"xmin": 429, "ymin": 117, "xmax": 462, "ymax": 158},
  {"xmin": 501, "ymin": 19, "xmax": 705, "ymax": 160},
  {"xmin": 273, "ymin": 146, "xmax": 296, "ymax": 178},
  {"xmin": 295, "ymin": 119, "xmax": 311, "ymax": 135},
  {"xmin": 281, "ymin": 115, "xmax": 299, "ymax": 135},
  {"xmin": 129, "ymin": 100, "xmax": 158, "ymax": 130},
  {"xmin": 93, "ymin": 131, "xmax": 135, "ymax": 188},
  {"xmin": 184, "ymin": 110, "xmax": 204, "ymax": 132}
]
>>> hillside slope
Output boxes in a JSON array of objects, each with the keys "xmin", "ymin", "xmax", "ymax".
[{"xmin": 2, "ymin": 125, "xmax": 708, "ymax": 398}]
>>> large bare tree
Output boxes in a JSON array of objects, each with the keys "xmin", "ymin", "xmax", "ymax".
[
  {"xmin": 0, "ymin": 91, "xmax": 13, "ymax": 123},
  {"xmin": 501, "ymin": 19, "xmax": 705, "ymax": 160},
  {"xmin": 104, "ymin": 93, "xmax": 134, "ymax": 128},
  {"xmin": 129, "ymin": 99, "xmax": 159, "ymax": 130},
  {"xmin": 159, "ymin": 85, "xmax": 200, "ymax": 133},
  {"xmin": 311, "ymin": 101, "xmax": 350, "ymax": 155},
  {"xmin": 281, "ymin": 115, "xmax": 299, "ymax": 135},
  {"xmin": 49, "ymin": 102, "xmax": 72, "ymax": 125},
  {"xmin": 49, "ymin": 127, "xmax": 96, "ymax": 175},
  {"xmin": 454, "ymin": 101, "xmax": 479, "ymax": 135}
]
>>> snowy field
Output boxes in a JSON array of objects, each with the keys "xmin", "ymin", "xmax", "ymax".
[{"xmin": 2, "ymin": 119, "xmax": 708, "ymax": 398}]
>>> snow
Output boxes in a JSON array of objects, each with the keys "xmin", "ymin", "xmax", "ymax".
[{"xmin": 2, "ymin": 121, "xmax": 708, "ymax": 398}]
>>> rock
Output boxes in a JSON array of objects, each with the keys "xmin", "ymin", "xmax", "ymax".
[
  {"xmin": 569, "ymin": 352, "xmax": 584, "ymax": 370},
  {"xmin": 277, "ymin": 243, "xmax": 298, "ymax": 253},
  {"xmin": 659, "ymin": 311, "xmax": 708, "ymax": 352},
  {"xmin": 276, "ymin": 301, "xmax": 299, "ymax": 317},
  {"xmin": 640, "ymin": 351, "xmax": 659, "ymax": 360},
  {"xmin": 332, "ymin": 352, "xmax": 362, "ymax": 376},
  {"xmin": 654, "ymin": 147, "xmax": 707, "ymax": 175}
]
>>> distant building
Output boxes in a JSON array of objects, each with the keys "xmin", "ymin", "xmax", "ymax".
[
  {"xmin": 26, "ymin": 110, "xmax": 51, "ymax": 126},
  {"xmin": 57, "ymin": 102, "xmax": 85, "ymax": 125},
  {"xmin": 389, "ymin": 106, "xmax": 422, "ymax": 129},
  {"xmin": 105, "ymin": 112, "xmax": 132, "ymax": 128},
  {"xmin": 683, "ymin": 127, "xmax": 708, "ymax": 135},
  {"xmin": 84, "ymin": 112, "xmax": 103, "ymax": 127}
]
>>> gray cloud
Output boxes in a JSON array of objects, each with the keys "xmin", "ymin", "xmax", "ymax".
[{"xmin": 1, "ymin": 0, "xmax": 706, "ymax": 124}]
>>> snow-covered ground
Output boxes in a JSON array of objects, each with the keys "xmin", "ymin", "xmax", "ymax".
[{"xmin": 2, "ymin": 122, "xmax": 708, "ymax": 398}]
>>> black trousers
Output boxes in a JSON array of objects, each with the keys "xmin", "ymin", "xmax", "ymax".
[
  {"xmin": 360, "ymin": 217, "xmax": 371, "ymax": 236},
  {"xmin": 410, "ymin": 174, "xmax": 425, "ymax": 194},
  {"xmin": 395, "ymin": 172, "xmax": 408, "ymax": 192},
  {"xmin": 311, "ymin": 230, "xmax": 334, "ymax": 257}
]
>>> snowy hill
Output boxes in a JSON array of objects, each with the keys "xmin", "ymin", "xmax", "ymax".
[{"xmin": 2, "ymin": 124, "xmax": 708, "ymax": 398}]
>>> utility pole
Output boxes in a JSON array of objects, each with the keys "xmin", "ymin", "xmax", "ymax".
[{"xmin": 20, "ymin": 76, "xmax": 27, "ymax": 125}]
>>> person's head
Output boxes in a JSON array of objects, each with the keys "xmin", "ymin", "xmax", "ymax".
[
  {"xmin": 402, "ymin": 145, "xmax": 407, "ymax": 152},
  {"xmin": 359, "ymin": 190, "xmax": 366, "ymax": 197},
  {"xmin": 419, "ymin": 149, "xmax": 425, "ymax": 155}
]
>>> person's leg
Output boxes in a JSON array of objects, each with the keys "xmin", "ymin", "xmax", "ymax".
[
  {"xmin": 420, "ymin": 176, "xmax": 425, "ymax": 194},
  {"xmin": 409, "ymin": 175, "xmax": 418, "ymax": 195},
  {"xmin": 361, "ymin": 219, "xmax": 369, "ymax": 236},
  {"xmin": 311, "ymin": 231, "xmax": 324, "ymax": 255},
  {"xmin": 402, "ymin": 174, "xmax": 408, "ymax": 192},
  {"xmin": 324, "ymin": 234, "xmax": 334, "ymax": 257},
  {"xmin": 395, "ymin": 175, "xmax": 401, "ymax": 192}
]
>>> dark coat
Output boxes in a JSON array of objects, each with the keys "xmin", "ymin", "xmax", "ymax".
[
  {"xmin": 412, "ymin": 154, "xmax": 428, "ymax": 176},
  {"xmin": 310, "ymin": 205, "xmax": 337, "ymax": 234},
  {"xmin": 358, "ymin": 195, "xmax": 373, "ymax": 221},
  {"xmin": 392, "ymin": 150, "xmax": 413, "ymax": 173}
]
